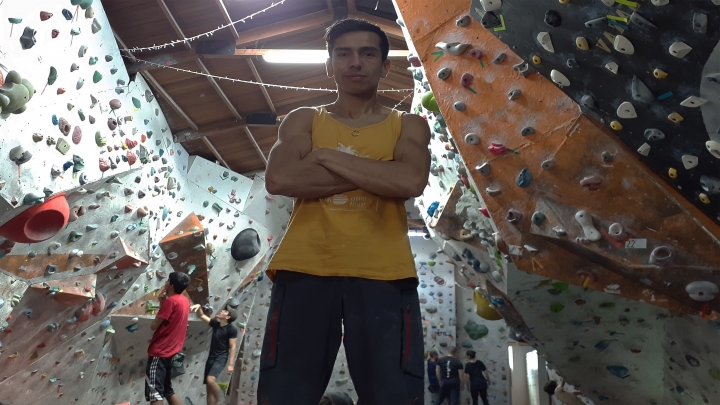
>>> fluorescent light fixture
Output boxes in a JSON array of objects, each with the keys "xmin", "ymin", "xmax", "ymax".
[
  {"xmin": 407, "ymin": 230, "xmax": 424, "ymax": 237},
  {"xmin": 262, "ymin": 50, "xmax": 329, "ymax": 64},
  {"xmin": 262, "ymin": 49, "xmax": 411, "ymax": 64}
]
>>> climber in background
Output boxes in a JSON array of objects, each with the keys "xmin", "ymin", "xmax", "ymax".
[
  {"xmin": 145, "ymin": 272, "xmax": 191, "ymax": 405},
  {"xmin": 436, "ymin": 346, "xmax": 465, "ymax": 405},
  {"xmin": 427, "ymin": 350, "xmax": 441, "ymax": 405},
  {"xmin": 463, "ymin": 350, "xmax": 491, "ymax": 405},
  {"xmin": 190, "ymin": 304, "xmax": 238, "ymax": 405},
  {"xmin": 543, "ymin": 379, "xmax": 586, "ymax": 405},
  {"xmin": 258, "ymin": 17, "xmax": 431, "ymax": 405}
]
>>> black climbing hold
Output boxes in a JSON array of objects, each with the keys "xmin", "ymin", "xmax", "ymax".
[
  {"xmin": 686, "ymin": 354, "xmax": 700, "ymax": 367},
  {"xmin": 585, "ymin": 17, "xmax": 606, "ymax": 28},
  {"xmin": 544, "ymin": 10, "xmax": 561, "ymax": 27},
  {"xmin": 631, "ymin": 76, "xmax": 655, "ymax": 103},
  {"xmin": 521, "ymin": 127, "xmax": 535, "ymax": 136},
  {"xmin": 566, "ymin": 58, "xmax": 579, "ymax": 69},
  {"xmin": 230, "ymin": 228, "xmax": 261, "ymax": 261},
  {"xmin": 629, "ymin": 12, "xmax": 656, "ymax": 30},
  {"xmin": 481, "ymin": 12, "xmax": 501, "ymax": 29},
  {"xmin": 45, "ymin": 264, "xmax": 58, "ymax": 275},
  {"xmin": 227, "ymin": 298, "xmax": 240, "ymax": 309},
  {"xmin": 643, "ymin": 128, "xmax": 665, "ymax": 141},
  {"xmin": 492, "ymin": 53, "xmax": 507, "ymax": 64},
  {"xmin": 20, "ymin": 27, "xmax": 37, "ymax": 50},
  {"xmin": 62, "ymin": 9, "xmax": 73, "ymax": 20},
  {"xmin": 581, "ymin": 95, "xmax": 597, "ymax": 110}
]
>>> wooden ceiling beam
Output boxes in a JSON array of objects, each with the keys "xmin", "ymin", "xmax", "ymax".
[
  {"xmin": 235, "ymin": 11, "xmax": 332, "ymax": 46},
  {"xmin": 155, "ymin": 0, "xmax": 192, "ymax": 50},
  {"xmin": 202, "ymin": 137, "xmax": 231, "ymax": 168},
  {"xmin": 174, "ymin": 120, "xmax": 279, "ymax": 143},
  {"xmin": 246, "ymin": 59, "xmax": 276, "ymax": 113},
  {"xmin": 244, "ymin": 127, "xmax": 269, "ymax": 165},
  {"xmin": 347, "ymin": 0, "xmax": 356, "ymax": 13},
  {"xmin": 195, "ymin": 59, "xmax": 243, "ymax": 122},
  {"xmin": 349, "ymin": 11, "xmax": 403, "ymax": 39},
  {"xmin": 213, "ymin": 0, "xmax": 240, "ymax": 39}
]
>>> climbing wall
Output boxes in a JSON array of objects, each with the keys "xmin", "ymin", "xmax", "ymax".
[
  {"xmin": 394, "ymin": 0, "xmax": 720, "ymax": 404},
  {"xmin": 456, "ymin": 283, "xmax": 510, "ymax": 405},
  {"xmin": 0, "ymin": 1, "xmax": 283, "ymax": 404}
]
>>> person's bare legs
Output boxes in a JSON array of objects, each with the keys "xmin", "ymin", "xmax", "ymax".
[
  {"xmin": 206, "ymin": 376, "xmax": 222, "ymax": 405},
  {"xmin": 167, "ymin": 394, "xmax": 183, "ymax": 405}
]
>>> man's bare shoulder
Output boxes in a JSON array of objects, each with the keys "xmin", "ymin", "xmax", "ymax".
[
  {"xmin": 283, "ymin": 107, "xmax": 317, "ymax": 124},
  {"xmin": 400, "ymin": 112, "xmax": 431, "ymax": 141}
]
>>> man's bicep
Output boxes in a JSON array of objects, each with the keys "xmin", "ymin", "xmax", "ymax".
[
  {"xmin": 395, "ymin": 114, "xmax": 431, "ymax": 170},
  {"xmin": 268, "ymin": 109, "xmax": 314, "ymax": 163},
  {"xmin": 228, "ymin": 337, "xmax": 237, "ymax": 347}
]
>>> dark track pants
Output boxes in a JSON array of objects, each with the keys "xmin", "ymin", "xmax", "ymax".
[{"xmin": 257, "ymin": 271, "xmax": 425, "ymax": 405}]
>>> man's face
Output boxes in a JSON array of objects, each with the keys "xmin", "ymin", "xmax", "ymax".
[
  {"xmin": 326, "ymin": 30, "xmax": 391, "ymax": 95},
  {"xmin": 215, "ymin": 310, "xmax": 229, "ymax": 320}
]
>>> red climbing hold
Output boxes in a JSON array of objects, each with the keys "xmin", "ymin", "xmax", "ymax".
[
  {"xmin": 91, "ymin": 293, "xmax": 105, "ymax": 316},
  {"xmin": 40, "ymin": 11, "xmax": 53, "ymax": 21},
  {"xmin": 99, "ymin": 157, "xmax": 110, "ymax": 172},
  {"xmin": 51, "ymin": 29, "xmax": 59, "ymax": 38},
  {"xmin": 126, "ymin": 150, "xmax": 137, "ymax": 165},
  {"xmin": 575, "ymin": 299, "xmax": 586, "ymax": 306}
]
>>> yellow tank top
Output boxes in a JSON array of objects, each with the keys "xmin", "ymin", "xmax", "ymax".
[{"xmin": 267, "ymin": 106, "xmax": 416, "ymax": 281}]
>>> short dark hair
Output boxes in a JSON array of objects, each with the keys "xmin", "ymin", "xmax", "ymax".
[
  {"xmin": 448, "ymin": 346, "xmax": 458, "ymax": 356},
  {"xmin": 325, "ymin": 19, "xmax": 390, "ymax": 61},
  {"xmin": 543, "ymin": 381, "xmax": 558, "ymax": 395},
  {"xmin": 467, "ymin": 350, "xmax": 476, "ymax": 359},
  {"xmin": 225, "ymin": 308, "xmax": 238, "ymax": 323},
  {"xmin": 168, "ymin": 272, "xmax": 190, "ymax": 294},
  {"xmin": 428, "ymin": 350, "xmax": 438, "ymax": 359}
]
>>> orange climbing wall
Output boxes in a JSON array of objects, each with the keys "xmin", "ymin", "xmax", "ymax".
[{"xmin": 396, "ymin": 1, "xmax": 720, "ymax": 318}]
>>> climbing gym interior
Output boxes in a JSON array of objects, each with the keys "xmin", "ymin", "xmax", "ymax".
[{"xmin": 0, "ymin": 0, "xmax": 719, "ymax": 404}]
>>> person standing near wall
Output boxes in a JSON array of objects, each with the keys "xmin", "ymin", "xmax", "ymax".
[
  {"xmin": 436, "ymin": 346, "xmax": 465, "ymax": 405},
  {"xmin": 543, "ymin": 379, "xmax": 586, "ymax": 405},
  {"xmin": 427, "ymin": 350, "xmax": 441, "ymax": 404},
  {"xmin": 258, "ymin": 18, "xmax": 431, "ymax": 405},
  {"xmin": 463, "ymin": 350, "xmax": 491, "ymax": 405},
  {"xmin": 190, "ymin": 304, "xmax": 238, "ymax": 405},
  {"xmin": 145, "ymin": 272, "xmax": 191, "ymax": 405}
]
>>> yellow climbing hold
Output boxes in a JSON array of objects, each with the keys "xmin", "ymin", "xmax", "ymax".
[
  {"xmin": 473, "ymin": 289, "xmax": 502, "ymax": 320},
  {"xmin": 532, "ymin": 55, "xmax": 542, "ymax": 65},
  {"xmin": 668, "ymin": 168, "xmax": 677, "ymax": 178},
  {"xmin": 668, "ymin": 112, "xmax": 684, "ymax": 123},
  {"xmin": 559, "ymin": 0, "xmax": 570, "ymax": 3},
  {"xmin": 700, "ymin": 193, "xmax": 711, "ymax": 204},
  {"xmin": 653, "ymin": 69, "xmax": 668, "ymax": 79},
  {"xmin": 576, "ymin": 37, "xmax": 589, "ymax": 50},
  {"xmin": 610, "ymin": 121, "xmax": 623, "ymax": 130}
]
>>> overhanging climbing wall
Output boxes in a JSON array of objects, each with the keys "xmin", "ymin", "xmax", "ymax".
[{"xmin": 395, "ymin": 0, "xmax": 720, "ymax": 404}]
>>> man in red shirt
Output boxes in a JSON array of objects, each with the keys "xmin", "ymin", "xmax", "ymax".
[{"xmin": 145, "ymin": 272, "xmax": 191, "ymax": 405}]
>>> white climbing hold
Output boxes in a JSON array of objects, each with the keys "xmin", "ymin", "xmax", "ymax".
[
  {"xmin": 637, "ymin": 143, "xmax": 651, "ymax": 156},
  {"xmin": 669, "ymin": 42, "xmax": 692, "ymax": 58},
  {"xmin": 601, "ymin": 0, "xmax": 615, "ymax": 5},
  {"xmin": 605, "ymin": 62, "xmax": 619, "ymax": 74},
  {"xmin": 574, "ymin": 210, "xmax": 601, "ymax": 242},
  {"xmin": 686, "ymin": 281, "xmax": 719, "ymax": 302},
  {"xmin": 706, "ymin": 141, "xmax": 720, "ymax": 159},
  {"xmin": 537, "ymin": 32, "xmax": 555, "ymax": 53},
  {"xmin": 680, "ymin": 96, "xmax": 708, "ymax": 107},
  {"xmin": 651, "ymin": 0, "xmax": 669, "ymax": 5},
  {"xmin": 682, "ymin": 155, "xmax": 699, "ymax": 169},
  {"xmin": 435, "ymin": 42, "xmax": 470, "ymax": 56},
  {"xmin": 614, "ymin": 35, "xmax": 634, "ymax": 54},
  {"xmin": 617, "ymin": 102, "xmax": 637, "ymax": 119},
  {"xmin": 480, "ymin": 0, "xmax": 502, "ymax": 11},
  {"xmin": 550, "ymin": 70, "xmax": 570, "ymax": 87}
]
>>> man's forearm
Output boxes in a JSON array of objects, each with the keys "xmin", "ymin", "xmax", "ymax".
[
  {"xmin": 227, "ymin": 348, "xmax": 235, "ymax": 365},
  {"xmin": 267, "ymin": 159, "xmax": 358, "ymax": 199},
  {"xmin": 317, "ymin": 150, "xmax": 426, "ymax": 198}
]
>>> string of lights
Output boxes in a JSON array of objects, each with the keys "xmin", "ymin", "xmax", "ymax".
[
  {"xmin": 125, "ymin": 55, "xmax": 414, "ymax": 94},
  {"xmin": 392, "ymin": 91, "xmax": 414, "ymax": 109},
  {"xmin": 119, "ymin": 0, "xmax": 288, "ymax": 52}
]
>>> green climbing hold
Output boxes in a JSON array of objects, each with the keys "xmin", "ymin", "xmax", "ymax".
[
  {"xmin": 71, "ymin": 0, "xmax": 94, "ymax": 10},
  {"xmin": 48, "ymin": 66, "xmax": 58, "ymax": 85},
  {"xmin": 67, "ymin": 103, "xmax": 74, "ymax": 111},
  {"xmin": 428, "ymin": 261, "xmax": 436, "ymax": 266},
  {"xmin": 551, "ymin": 282, "xmax": 568, "ymax": 291},
  {"xmin": 95, "ymin": 131, "xmax": 106, "ymax": 146},
  {"xmin": 463, "ymin": 320, "xmax": 489, "ymax": 340},
  {"xmin": 72, "ymin": 155, "xmax": 84, "ymax": 172},
  {"xmin": 550, "ymin": 304, "xmax": 565, "ymax": 313},
  {"xmin": 92, "ymin": 71, "xmax": 102, "ymax": 84},
  {"xmin": 599, "ymin": 302, "xmax": 616, "ymax": 309},
  {"xmin": 70, "ymin": 28, "xmax": 81, "ymax": 36},
  {"xmin": 421, "ymin": 91, "xmax": 440, "ymax": 113},
  {"xmin": 203, "ymin": 201, "xmax": 209, "ymax": 208},
  {"xmin": 68, "ymin": 231, "xmax": 83, "ymax": 242},
  {"xmin": 8, "ymin": 18, "xmax": 22, "ymax": 24},
  {"xmin": 78, "ymin": 109, "xmax": 85, "ymax": 121},
  {"xmin": 212, "ymin": 203, "xmax": 222, "ymax": 213},
  {"xmin": 132, "ymin": 97, "xmax": 141, "ymax": 109},
  {"xmin": 89, "ymin": 56, "xmax": 98, "ymax": 65},
  {"xmin": 708, "ymin": 368, "xmax": 720, "ymax": 381},
  {"xmin": 110, "ymin": 215, "xmax": 119, "ymax": 223}
]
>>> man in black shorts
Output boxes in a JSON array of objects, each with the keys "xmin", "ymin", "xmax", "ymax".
[{"xmin": 191, "ymin": 304, "xmax": 238, "ymax": 405}]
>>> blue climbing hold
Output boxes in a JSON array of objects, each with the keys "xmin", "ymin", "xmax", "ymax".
[
  {"xmin": 62, "ymin": 9, "xmax": 73, "ymax": 20},
  {"xmin": 52, "ymin": 114, "xmax": 58, "ymax": 125},
  {"xmin": 100, "ymin": 319, "xmax": 110, "ymax": 330},
  {"xmin": 516, "ymin": 168, "xmax": 533, "ymax": 188},
  {"xmin": 63, "ymin": 161, "xmax": 74, "ymax": 171},
  {"xmin": 427, "ymin": 201, "xmax": 440, "ymax": 217},
  {"xmin": 606, "ymin": 365, "xmax": 629, "ymax": 378},
  {"xmin": 162, "ymin": 206, "xmax": 169, "ymax": 221}
]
